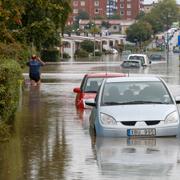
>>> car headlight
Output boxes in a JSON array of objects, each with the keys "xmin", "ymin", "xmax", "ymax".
[
  {"xmin": 165, "ymin": 111, "xmax": 179, "ymax": 124},
  {"xmin": 100, "ymin": 113, "xmax": 117, "ymax": 125}
]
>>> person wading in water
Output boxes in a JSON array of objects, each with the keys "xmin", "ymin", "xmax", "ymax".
[{"xmin": 27, "ymin": 54, "xmax": 46, "ymax": 86}]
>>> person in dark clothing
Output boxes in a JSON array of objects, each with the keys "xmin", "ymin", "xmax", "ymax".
[{"xmin": 27, "ymin": 54, "xmax": 45, "ymax": 86}]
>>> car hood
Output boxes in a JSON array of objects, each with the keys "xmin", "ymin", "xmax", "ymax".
[{"xmin": 100, "ymin": 104, "xmax": 177, "ymax": 121}]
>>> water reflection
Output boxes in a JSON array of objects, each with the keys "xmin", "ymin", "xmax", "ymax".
[{"xmin": 93, "ymin": 137, "xmax": 180, "ymax": 179}]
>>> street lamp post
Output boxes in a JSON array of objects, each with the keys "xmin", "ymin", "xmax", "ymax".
[{"xmin": 166, "ymin": 32, "xmax": 169, "ymax": 63}]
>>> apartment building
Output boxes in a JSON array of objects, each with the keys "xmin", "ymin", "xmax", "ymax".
[{"xmin": 69, "ymin": 0, "xmax": 143, "ymax": 24}]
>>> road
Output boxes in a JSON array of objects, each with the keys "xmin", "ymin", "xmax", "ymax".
[{"xmin": 0, "ymin": 53, "xmax": 180, "ymax": 180}]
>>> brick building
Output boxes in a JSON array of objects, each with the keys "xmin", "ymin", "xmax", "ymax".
[{"xmin": 69, "ymin": 0, "xmax": 144, "ymax": 24}]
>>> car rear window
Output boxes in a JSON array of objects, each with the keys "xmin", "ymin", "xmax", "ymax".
[{"xmin": 83, "ymin": 77, "xmax": 104, "ymax": 93}]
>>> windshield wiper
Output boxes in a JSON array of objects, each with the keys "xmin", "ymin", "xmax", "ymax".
[
  {"xmin": 124, "ymin": 101, "xmax": 169, "ymax": 104},
  {"xmin": 103, "ymin": 102, "xmax": 125, "ymax": 105},
  {"xmin": 103, "ymin": 101, "xmax": 170, "ymax": 105}
]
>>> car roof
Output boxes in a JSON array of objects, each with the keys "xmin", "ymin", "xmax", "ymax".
[
  {"xmin": 128, "ymin": 54, "xmax": 147, "ymax": 57},
  {"xmin": 123, "ymin": 59, "xmax": 141, "ymax": 62},
  {"xmin": 85, "ymin": 73, "xmax": 126, "ymax": 78},
  {"xmin": 105, "ymin": 76, "xmax": 161, "ymax": 83}
]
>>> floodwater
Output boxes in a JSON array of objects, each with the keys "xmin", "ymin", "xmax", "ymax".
[{"xmin": 1, "ymin": 53, "xmax": 180, "ymax": 180}]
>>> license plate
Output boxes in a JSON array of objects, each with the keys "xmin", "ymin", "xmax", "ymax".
[{"xmin": 127, "ymin": 128, "xmax": 156, "ymax": 137}]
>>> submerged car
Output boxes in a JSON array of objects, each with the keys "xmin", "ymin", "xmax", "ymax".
[
  {"xmin": 121, "ymin": 59, "xmax": 141, "ymax": 68},
  {"xmin": 127, "ymin": 54, "xmax": 151, "ymax": 66},
  {"xmin": 149, "ymin": 54, "xmax": 165, "ymax": 61},
  {"xmin": 173, "ymin": 46, "xmax": 180, "ymax": 53},
  {"xmin": 73, "ymin": 73, "xmax": 126, "ymax": 109},
  {"xmin": 86, "ymin": 76, "xmax": 180, "ymax": 137}
]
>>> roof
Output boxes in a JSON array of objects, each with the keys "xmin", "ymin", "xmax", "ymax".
[
  {"xmin": 85, "ymin": 73, "xmax": 126, "ymax": 78},
  {"xmin": 128, "ymin": 54, "xmax": 148, "ymax": 57},
  {"xmin": 106, "ymin": 76, "xmax": 161, "ymax": 83}
]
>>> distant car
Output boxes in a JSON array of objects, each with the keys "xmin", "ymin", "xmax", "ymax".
[
  {"xmin": 173, "ymin": 46, "xmax": 180, "ymax": 53},
  {"xmin": 105, "ymin": 48, "xmax": 118, "ymax": 54},
  {"xmin": 121, "ymin": 59, "xmax": 141, "ymax": 68},
  {"xmin": 149, "ymin": 54, "xmax": 165, "ymax": 61},
  {"xmin": 127, "ymin": 54, "xmax": 151, "ymax": 66},
  {"xmin": 86, "ymin": 76, "xmax": 180, "ymax": 137},
  {"xmin": 112, "ymin": 48, "xmax": 118, "ymax": 54},
  {"xmin": 73, "ymin": 73, "xmax": 126, "ymax": 109}
]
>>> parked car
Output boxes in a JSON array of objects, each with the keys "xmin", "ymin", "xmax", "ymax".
[
  {"xmin": 105, "ymin": 48, "xmax": 118, "ymax": 54},
  {"xmin": 86, "ymin": 76, "xmax": 180, "ymax": 137},
  {"xmin": 121, "ymin": 59, "xmax": 141, "ymax": 68},
  {"xmin": 149, "ymin": 54, "xmax": 165, "ymax": 61},
  {"xmin": 127, "ymin": 54, "xmax": 151, "ymax": 66},
  {"xmin": 73, "ymin": 73, "xmax": 126, "ymax": 109},
  {"xmin": 173, "ymin": 46, "xmax": 180, "ymax": 53}
]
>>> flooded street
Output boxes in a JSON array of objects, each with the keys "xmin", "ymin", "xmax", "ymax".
[{"xmin": 1, "ymin": 53, "xmax": 180, "ymax": 180}]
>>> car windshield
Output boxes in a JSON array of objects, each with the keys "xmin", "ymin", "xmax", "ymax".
[
  {"xmin": 129, "ymin": 56, "xmax": 146, "ymax": 65},
  {"xmin": 122, "ymin": 61, "xmax": 140, "ymax": 68},
  {"xmin": 83, "ymin": 77, "xmax": 104, "ymax": 93},
  {"xmin": 101, "ymin": 81, "xmax": 173, "ymax": 105}
]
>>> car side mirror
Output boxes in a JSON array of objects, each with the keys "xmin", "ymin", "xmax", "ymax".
[
  {"xmin": 175, "ymin": 96, "xmax": 180, "ymax": 104},
  {"xmin": 85, "ymin": 99, "xmax": 96, "ymax": 107},
  {"xmin": 73, "ymin": 87, "xmax": 81, "ymax": 93},
  {"xmin": 149, "ymin": 61, "xmax": 152, "ymax": 64}
]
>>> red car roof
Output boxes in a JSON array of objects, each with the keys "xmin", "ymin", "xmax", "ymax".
[{"xmin": 85, "ymin": 72, "xmax": 126, "ymax": 78}]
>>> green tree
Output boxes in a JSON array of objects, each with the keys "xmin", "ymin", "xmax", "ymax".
[
  {"xmin": 22, "ymin": 0, "xmax": 71, "ymax": 50},
  {"xmin": 138, "ymin": 0, "xmax": 179, "ymax": 33},
  {"xmin": 153, "ymin": 0, "xmax": 179, "ymax": 30},
  {"xmin": 80, "ymin": 40, "xmax": 94, "ymax": 53},
  {"xmin": 101, "ymin": 21, "xmax": 111, "ymax": 29},
  {"xmin": 0, "ymin": 0, "xmax": 25, "ymax": 43},
  {"xmin": 126, "ymin": 21, "xmax": 153, "ymax": 45}
]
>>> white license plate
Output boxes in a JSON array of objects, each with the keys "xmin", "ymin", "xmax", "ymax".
[{"xmin": 127, "ymin": 128, "xmax": 156, "ymax": 137}]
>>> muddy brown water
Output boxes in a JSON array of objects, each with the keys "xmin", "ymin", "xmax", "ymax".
[{"xmin": 1, "ymin": 54, "xmax": 180, "ymax": 180}]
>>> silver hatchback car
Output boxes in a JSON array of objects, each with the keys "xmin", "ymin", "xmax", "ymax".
[{"xmin": 86, "ymin": 77, "xmax": 180, "ymax": 137}]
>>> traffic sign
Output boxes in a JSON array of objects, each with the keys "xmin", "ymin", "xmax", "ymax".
[{"xmin": 178, "ymin": 35, "xmax": 180, "ymax": 46}]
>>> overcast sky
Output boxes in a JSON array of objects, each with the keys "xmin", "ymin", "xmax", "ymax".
[{"xmin": 144, "ymin": 0, "xmax": 180, "ymax": 4}]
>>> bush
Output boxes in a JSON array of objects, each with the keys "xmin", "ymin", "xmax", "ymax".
[
  {"xmin": 80, "ymin": 40, "xmax": 94, "ymax": 53},
  {"xmin": 0, "ymin": 58, "xmax": 22, "ymax": 123},
  {"xmin": 94, "ymin": 51, "xmax": 102, "ymax": 56},
  {"xmin": 61, "ymin": 52, "xmax": 71, "ymax": 59},
  {"xmin": 74, "ymin": 49, "xmax": 89, "ymax": 58},
  {"xmin": 0, "ymin": 43, "xmax": 30, "ymax": 68},
  {"xmin": 41, "ymin": 49, "xmax": 60, "ymax": 62}
]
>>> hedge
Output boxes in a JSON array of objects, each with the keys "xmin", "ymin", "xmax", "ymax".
[
  {"xmin": 0, "ymin": 42, "xmax": 30, "ymax": 68},
  {"xmin": 41, "ymin": 49, "xmax": 60, "ymax": 62},
  {"xmin": 0, "ymin": 58, "xmax": 22, "ymax": 123}
]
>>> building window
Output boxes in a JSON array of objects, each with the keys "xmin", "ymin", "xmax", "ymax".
[
  {"xmin": 127, "ymin": 3, "xmax": 131, "ymax": 8},
  {"xmin": 120, "ymin": 3, "xmax": 124, "ymax": 8},
  {"xmin": 95, "ymin": 9, "xmax": 99, "ymax": 14},
  {"xmin": 113, "ymin": 25, "xmax": 117, "ymax": 30},
  {"xmin": 73, "ymin": 1, "xmax": 78, "ymax": 6},
  {"xmin": 94, "ymin": 1, "xmax": 99, "ymax": 6},
  {"xmin": 120, "ymin": 0, "xmax": 124, "ymax": 2},
  {"xmin": 120, "ymin": 11, "xmax": 124, "ymax": 15},
  {"xmin": 80, "ymin": 1, "xmax": 85, "ymax": 6},
  {"xmin": 73, "ymin": 9, "xmax": 78, "ymax": 14},
  {"xmin": 127, "ymin": 0, "xmax": 131, "ymax": 2},
  {"xmin": 127, "ymin": 10, "xmax": 131, "ymax": 16}
]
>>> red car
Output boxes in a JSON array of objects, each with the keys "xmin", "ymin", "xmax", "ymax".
[{"xmin": 73, "ymin": 73, "xmax": 126, "ymax": 109}]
